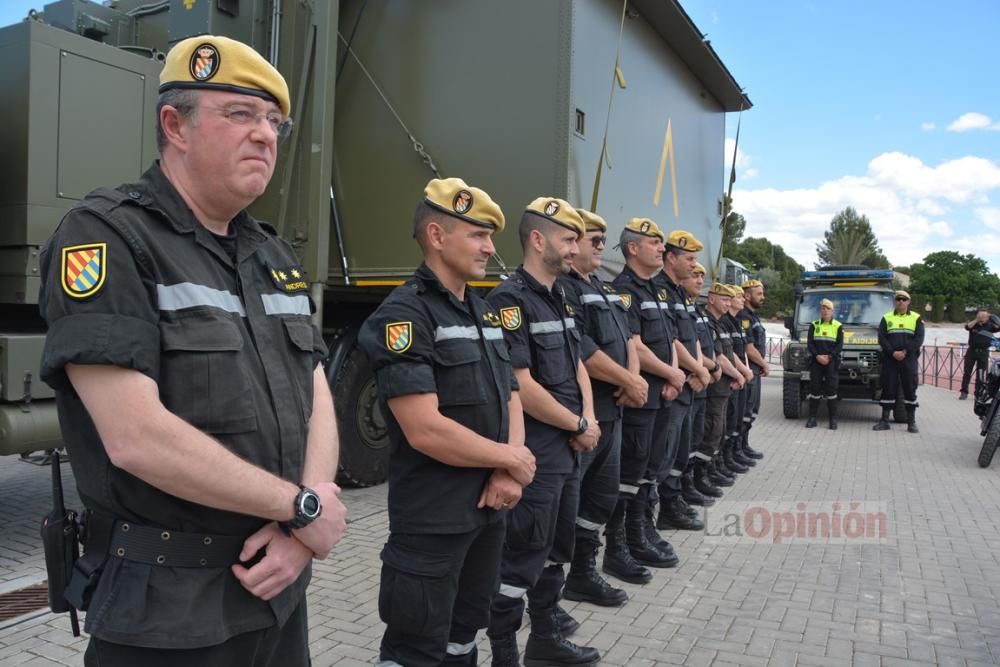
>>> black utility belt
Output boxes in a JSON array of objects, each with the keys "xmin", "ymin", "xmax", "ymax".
[{"xmin": 106, "ymin": 520, "xmax": 247, "ymax": 568}]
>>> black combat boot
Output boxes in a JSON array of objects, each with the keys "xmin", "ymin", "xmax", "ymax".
[
  {"xmin": 907, "ymin": 405, "xmax": 919, "ymax": 433},
  {"xmin": 489, "ymin": 633, "xmax": 520, "ymax": 667},
  {"xmin": 722, "ymin": 439, "xmax": 749, "ymax": 474},
  {"xmin": 730, "ymin": 436, "xmax": 756, "ymax": 467},
  {"xmin": 872, "ymin": 407, "xmax": 891, "ymax": 430},
  {"xmin": 806, "ymin": 397, "xmax": 819, "ymax": 428},
  {"xmin": 625, "ymin": 491, "xmax": 677, "ymax": 567},
  {"xmin": 682, "ymin": 469, "xmax": 715, "ymax": 506},
  {"xmin": 553, "ymin": 605, "xmax": 580, "ymax": 636},
  {"xmin": 524, "ymin": 608, "xmax": 600, "ymax": 667},
  {"xmin": 602, "ymin": 499, "xmax": 653, "ymax": 584},
  {"xmin": 564, "ymin": 532, "xmax": 627, "ymax": 607},
  {"xmin": 657, "ymin": 494, "xmax": 704, "ymax": 531},
  {"xmin": 706, "ymin": 458, "xmax": 735, "ymax": 487},
  {"xmin": 741, "ymin": 435, "xmax": 764, "ymax": 460},
  {"xmin": 641, "ymin": 487, "xmax": 683, "ymax": 558},
  {"xmin": 828, "ymin": 400, "xmax": 838, "ymax": 430},
  {"xmin": 693, "ymin": 460, "xmax": 724, "ymax": 497}
]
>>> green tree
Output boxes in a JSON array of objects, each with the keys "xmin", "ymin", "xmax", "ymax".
[
  {"xmin": 815, "ymin": 207, "xmax": 891, "ymax": 269},
  {"xmin": 721, "ymin": 210, "xmax": 746, "ymax": 259},
  {"xmin": 909, "ymin": 251, "xmax": 1000, "ymax": 306},
  {"xmin": 727, "ymin": 235, "xmax": 805, "ymax": 318}
]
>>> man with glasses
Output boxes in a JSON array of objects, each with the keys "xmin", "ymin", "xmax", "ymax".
[
  {"xmin": 873, "ymin": 290, "xmax": 925, "ymax": 433},
  {"xmin": 38, "ymin": 36, "xmax": 346, "ymax": 665},
  {"xmin": 560, "ymin": 209, "xmax": 649, "ymax": 607}
]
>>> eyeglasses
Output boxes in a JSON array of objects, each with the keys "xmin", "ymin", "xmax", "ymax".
[
  {"xmin": 208, "ymin": 104, "xmax": 294, "ymax": 140},
  {"xmin": 590, "ymin": 235, "xmax": 607, "ymax": 248},
  {"xmin": 895, "ymin": 297, "xmax": 909, "ymax": 302}
]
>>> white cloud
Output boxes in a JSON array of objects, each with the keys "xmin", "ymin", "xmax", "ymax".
[
  {"xmin": 730, "ymin": 152, "xmax": 1000, "ymax": 271},
  {"xmin": 946, "ymin": 112, "xmax": 1000, "ymax": 132},
  {"xmin": 744, "ymin": 168, "xmax": 759, "ymax": 179},
  {"xmin": 724, "ymin": 138, "xmax": 756, "ymax": 181},
  {"xmin": 921, "ymin": 122, "xmax": 935, "ymax": 131}
]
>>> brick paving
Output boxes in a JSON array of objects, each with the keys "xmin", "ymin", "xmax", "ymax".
[{"xmin": 2, "ymin": 375, "xmax": 1000, "ymax": 666}]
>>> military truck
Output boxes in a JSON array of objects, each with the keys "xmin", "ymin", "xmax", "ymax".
[
  {"xmin": 781, "ymin": 267, "xmax": 907, "ymax": 421},
  {"xmin": 0, "ymin": 0, "xmax": 750, "ymax": 485}
]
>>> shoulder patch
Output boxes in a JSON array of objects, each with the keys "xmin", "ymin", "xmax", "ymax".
[
  {"xmin": 61, "ymin": 243, "xmax": 107, "ymax": 299},
  {"xmin": 269, "ymin": 265, "xmax": 309, "ymax": 292},
  {"xmin": 741, "ymin": 319, "xmax": 751, "ymax": 329},
  {"xmin": 657, "ymin": 288, "xmax": 668, "ymax": 302},
  {"xmin": 385, "ymin": 321, "xmax": 413, "ymax": 353},
  {"xmin": 620, "ymin": 293, "xmax": 632, "ymax": 309},
  {"xmin": 500, "ymin": 306, "xmax": 522, "ymax": 331}
]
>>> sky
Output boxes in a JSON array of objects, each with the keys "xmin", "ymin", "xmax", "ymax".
[
  {"xmin": 681, "ymin": 0, "xmax": 1000, "ymax": 273},
  {"xmin": 3, "ymin": 1, "xmax": 998, "ymax": 273}
]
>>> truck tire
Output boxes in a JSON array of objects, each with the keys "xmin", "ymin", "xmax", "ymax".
[
  {"xmin": 783, "ymin": 375, "xmax": 801, "ymax": 419},
  {"xmin": 978, "ymin": 412, "xmax": 1000, "ymax": 468},
  {"xmin": 333, "ymin": 343, "xmax": 390, "ymax": 487},
  {"xmin": 892, "ymin": 395, "xmax": 908, "ymax": 423}
]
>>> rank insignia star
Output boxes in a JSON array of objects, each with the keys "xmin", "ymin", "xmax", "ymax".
[
  {"xmin": 483, "ymin": 311, "xmax": 501, "ymax": 326},
  {"xmin": 291, "ymin": 268, "xmax": 301, "ymax": 279}
]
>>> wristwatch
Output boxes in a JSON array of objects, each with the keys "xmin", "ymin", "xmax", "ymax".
[
  {"xmin": 279, "ymin": 485, "xmax": 322, "ymax": 535},
  {"xmin": 572, "ymin": 416, "xmax": 589, "ymax": 436}
]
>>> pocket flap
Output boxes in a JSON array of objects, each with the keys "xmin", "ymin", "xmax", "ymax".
[
  {"xmin": 380, "ymin": 542, "xmax": 452, "ymax": 578},
  {"xmin": 160, "ymin": 315, "xmax": 243, "ymax": 352},
  {"xmin": 434, "ymin": 341, "xmax": 482, "ymax": 367},
  {"xmin": 282, "ymin": 318, "xmax": 316, "ymax": 353},
  {"xmin": 531, "ymin": 332, "xmax": 565, "ymax": 349}
]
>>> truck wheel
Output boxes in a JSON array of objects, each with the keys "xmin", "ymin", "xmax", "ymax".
[
  {"xmin": 978, "ymin": 412, "xmax": 1000, "ymax": 468},
  {"xmin": 782, "ymin": 375, "xmax": 801, "ymax": 419},
  {"xmin": 333, "ymin": 343, "xmax": 390, "ymax": 487},
  {"xmin": 892, "ymin": 395, "xmax": 908, "ymax": 423}
]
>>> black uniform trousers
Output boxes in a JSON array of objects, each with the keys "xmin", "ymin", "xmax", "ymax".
[
  {"xmin": 880, "ymin": 356, "xmax": 919, "ymax": 407},
  {"xmin": 696, "ymin": 391, "xmax": 730, "ymax": 459},
  {"xmin": 740, "ymin": 371, "xmax": 762, "ymax": 448},
  {"xmin": 84, "ymin": 599, "xmax": 310, "ymax": 667},
  {"xmin": 808, "ymin": 359, "xmax": 839, "ymax": 400},
  {"xmin": 657, "ymin": 392, "xmax": 693, "ymax": 499},
  {"xmin": 685, "ymin": 395, "xmax": 706, "ymax": 470},
  {"xmin": 727, "ymin": 386, "xmax": 747, "ymax": 446},
  {"xmin": 378, "ymin": 520, "xmax": 506, "ymax": 666},
  {"xmin": 961, "ymin": 348, "xmax": 990, "ymax": 395},
  {"xmin": 620, "ymin": 407, "xmax": 658, "ymax": 492},
  {"xmin": 576, "ymin": 418, "xmax": 622, "ymax": 543},
  {"xmin": 488, "ymin": 467, "xmax": 581, "ymax": 637}
]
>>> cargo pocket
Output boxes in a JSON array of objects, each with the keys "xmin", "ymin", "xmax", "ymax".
[
  {"xmin": 532, "ymin": 332, "xmax": 571, "ymax": 385},
  {"xmin": 505, "ymin": 498, "xmax": 548, "ymax": 550},
  {"xmin": 159, "ymin": 312, "xmax": 257, "ymax": 434},
  {"xmin": 434, "ymin": 340, "xmax": 487, "ymax": 407},
  {"xmin": 378, "ymin": 542, "xmax": 453, "ymax": 638},
  {"xmin": 589, "ymin": 302, "xmax": 618, "ymax": 346},
  {"xmin": 640, "ymin": 307, "xmax": 666, "ymax": 344},
  {"xmin": 281, "ymin": 317, "xmax": 317, "ymax": 422}
]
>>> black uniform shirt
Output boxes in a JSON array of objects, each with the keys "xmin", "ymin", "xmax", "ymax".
[
  {"xmin": 487, "ymin": 266, "xmax": 582, "ymax": 473},
  {"xmin": 726, "ymin": 312, "xmax": 747, "ymax": 358},
  {"xmin": 612, "ymin": 265, "xmax": 676, "ymax": 410},
  {"xmin": 38, "ymin": 163, "xmax": 328, "ymax": 648},
  {"xmin": 706, "ymin": 310, "xmax": 734, "ymax": 398},
  {"xmin": 739, "ymin": 306, "xmax": 767, "ymax": 369},
  {"xmin": 359, "ymin": 264, "xmax": 516, "ymax": 533},
  {"xmin": 655, "ymin": 272, "xmax": 698, "ymax": 357},
  {"xmin": 693, "ymin": 302, "xmax": 716, "ymax": 359},
  {"xmin": 967, "ymin": 318, "xmax": 1000, "ymax": 350},
  {"xmin": 562, "ymin": 270, "xmax": 630, "ymax": 422}
]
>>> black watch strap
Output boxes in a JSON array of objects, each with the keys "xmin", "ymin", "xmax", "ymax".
[{"xmin": 279, "ymin": 485, "xmax": 322, "ymax": 535}]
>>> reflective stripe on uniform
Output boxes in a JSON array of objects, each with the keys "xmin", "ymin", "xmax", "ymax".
[
  {"xmin": 528, "ymin": 318, "xmax": 576, "ymax": 334},
  {"xmin": 483, "ymin": 327, "xmax": 504, "ymax": 340},
  {"xmin": 669, "ymin": 468, "xmax": 682, "ymax": 477},
  {"xmin": 693, "ymin": 451, "xmax": 712, "ymax": 461},
  {"xmin": 826, "ymin": 394, "xmax": 838, "ymax": 400},
  {"xmin": 620, "ymin": 483, "xmax": 640, "ymax": 495},
  {"xmin": 261, "ymin": 292, "xmax": 310, "ymax": 316},
  {"xmin": 157, "ymin": 282, "xmax": 245, "ymax": 316},
  {"xmin": 580, "ymin": 294, "xmax": 606, "ymax": 304},
  {"xmin": 498, "ymin": 583, "xmax": 527, "ymax": 598},
  {"xmin": 576, "ymin": 516, "xmax": 602, "ymax": 531},
  {"xmin": 640, "ymin": 301, "xmax": 659, "ymax": 310},
  {"xmin": 446, "ymin": 641, "xmax": 476, "ymax": 656},
  {"xmin": 435, "ymin": 325, "xmax": 479, "ymax": 341}
]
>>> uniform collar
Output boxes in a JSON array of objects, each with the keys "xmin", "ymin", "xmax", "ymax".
[
  {"xmin": 620, "ymin": 263, "xmax": 656, "ymax": 287},
  {"xmin": 516, "ymin": 265, "xmax": 557, "ymax": 297},
  {"xmin": 415, "ymin": 263, "xmax": 471, "ymax": 312}
]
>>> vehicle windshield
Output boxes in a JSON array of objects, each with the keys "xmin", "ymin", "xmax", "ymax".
[{"xmin": 797, "ymin": 291, "xmax": 894, "ymax": 327}]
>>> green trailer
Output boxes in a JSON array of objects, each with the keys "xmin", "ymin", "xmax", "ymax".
[{"xmin": 0, "ymin": 0, "xmax": 750, "ymax": 485}]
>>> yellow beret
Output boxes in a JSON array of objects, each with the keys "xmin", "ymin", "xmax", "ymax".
[
  {"xmin": 727, "ymin": 285, "xmax": 744, "ymax": 297},
  {"xmin": 665, "ymin": 230, "xmax": 704, "ymax": 252},
  {"xmin": 742, "ymin": 278, "xmax": 764, "ymax": 289},
  {"xmin": 160, "ymin": 35, "xmax": 291, "ymax": 117},
  {"xmin": 692, "ymin": 262, "xmax": 707, "ymax": 275},
  {"xmin": 895, "ymin": 290, "xmax": 911, "ymax": 300},
  {"xmin": 575, "ymin": 208, "xmax": 608, "ymax": 233},
  {"xmin": 709, "ymin": 283, "xmax": 732, "ymax": 296},
  {"xmin": 623, "ymin": 217, "xmax": 665, "ymax": 242},
  {"xmin": 524, "ymin": 198, "xmax": 585, "ymax": 238},
  {"xmin": 820, "ymin": 298, "xmax": 834, "ymax": 309},
  {"xmin": 424, "ymin": 178, "xmax": 505, "ymax": 232}
]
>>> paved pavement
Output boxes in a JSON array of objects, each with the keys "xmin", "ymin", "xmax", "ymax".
[{"xmin": 2, "ymin": 376, "xmax": 1000, "ymax": 666}]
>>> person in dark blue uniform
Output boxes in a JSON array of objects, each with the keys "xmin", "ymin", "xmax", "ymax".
[
  {"xmin": 360, "ymin": 178, "xmax": 535, "ymax": 667},
  {"xmin": 873, "ymin": 290, "xmax": 925, "ymax": 433},
  {"xmin": 486, "ymin": 198, "xmax": 601, "ymax": 667},
  {"xmin": 805, "ymin": 298, "xmax": 844, "ymax": 430},
  {"xmin": 738, "ymin": 279, "xmax": 768, "ymax": 461},
  {"xmin": 959, "ymin": 309, "xmax": 1000, "ymax": 400},
  {"xmin": 38, "ymin": 36, "xmax": 347, "ymax": 666},
  {"xmin": 654, "ymin": 231, "xmax": 712, "ymax": 532},
  {"xmin": 560, "ymin": 209, "xmax": 648, "ymax": 608},
  {"xmin": 611, "ymin": 219, "xmax": 687, "ymax": 571},
  {"xmin": 723, "ymin": 288, "xmax": 756, "ymax": 476}
]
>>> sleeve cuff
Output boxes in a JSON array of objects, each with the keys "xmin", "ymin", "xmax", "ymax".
[{"xmin": 375, "ymin": 362, "xmax": 436, "ymax": 400}]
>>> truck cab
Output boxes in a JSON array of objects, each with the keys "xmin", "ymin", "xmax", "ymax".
[{"xmin": 781, "ymin": 267, "xmax": 905, "ymax": 420}]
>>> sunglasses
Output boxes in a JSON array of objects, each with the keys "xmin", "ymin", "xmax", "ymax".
[
  {"xmin": 895, "ymin": 297, "xmax": 909, "ymax": 302},
  {"xmin": 590, "ymin": 235, "xmax": 607, "ymax": 248}
]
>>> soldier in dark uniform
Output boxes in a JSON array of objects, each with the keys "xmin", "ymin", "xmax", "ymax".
[
  {"xmin": 690, "ymin": 283, "xmax": 746, "ymax": 496},
  {"xmin": 359, "ymin": 179, "xmax": 536, "ymax": 667},
  {"xmin": 959, "ymin": 309, "xmax": 1000, "ymax": 400},
  {"xmin": 805, "ymin": 298, "xmax": 844, "ymax": 430},
  {"xmin": 561, "ymin": 209, "xmax": 648, "ymax": 607},
  {"xmin": 722, "ymin": 287, "xmax": 756, "ymax": 476},
  {"xmin": 38, "ymin": 36, "xmax": 347, "ymax": 666},
  {"xmin": 611, "ymin": 219, "xmax": 687, "ymax": 571},
  {"xmin": 738, "ymin": 279, "xmax": 768, "ymax": 461},
  {"xmin": 486, "ymin": 198, "xmax": 601, "ymax": 667},
  {"xmin": 873, "ymin": 290, "xmax": 925, "ymax": 433},
  {"xmin": 654, "ymin": 231, "xmax": 712, "ymax": 532}
]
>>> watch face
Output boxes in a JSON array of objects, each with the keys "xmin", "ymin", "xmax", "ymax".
[{"xmin": 300, "ymin": 492, "xmax": 321, "ymax": 518}]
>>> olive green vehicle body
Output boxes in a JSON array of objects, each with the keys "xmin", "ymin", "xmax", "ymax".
[{"xmin": 0, "ymin": 0, "xmax": 749, "ymax": 484}]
